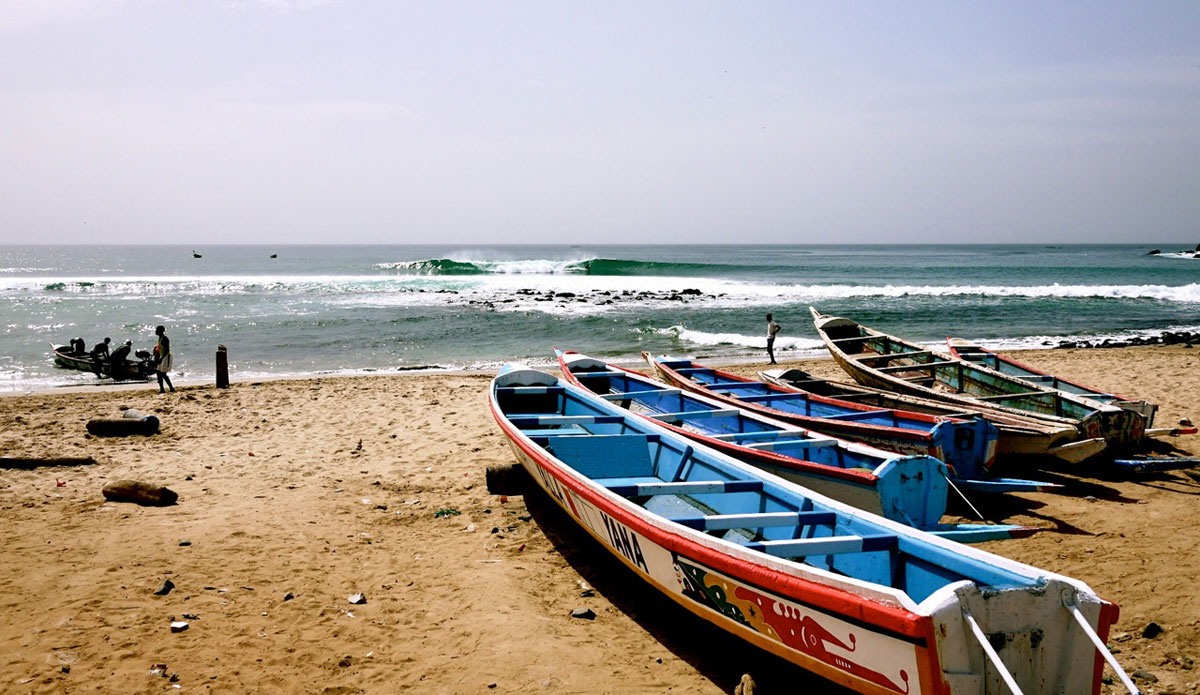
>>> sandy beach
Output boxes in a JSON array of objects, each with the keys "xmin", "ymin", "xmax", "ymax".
[{"xmin": 1, "ymin": 347, "xmax": 1197, "ymax": 695}]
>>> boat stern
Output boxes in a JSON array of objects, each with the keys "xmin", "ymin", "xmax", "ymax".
[{"xmin": 927, "ymin": 578, "xmax": 1117, "ymax": 695}]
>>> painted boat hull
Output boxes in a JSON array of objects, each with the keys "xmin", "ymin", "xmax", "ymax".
[
  {"xmin": 946, "ymin": 338, "xmax": 1158, "ymax": 428},
  {"xmin": 490, "ymin": 367, "xmax": 1121, "ymax": 695},
  {"xmin": 556, "ymin": 350, "xmax": 1038, "ymax": 536},
  {"xmin": 756, "ymin": 367, "xmax": 1099, "ymax": 461},
  {"xmin": 643, "ymin": 353, "xmax": 999, "ymax": 482},
  {"xmin": 809, "ymin": 309, "xmax": 1122, "ymax": 456}
]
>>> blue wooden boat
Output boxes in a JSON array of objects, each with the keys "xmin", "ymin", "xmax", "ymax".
[
  {"xmin": 556, "ymin": 349, "xmax": 1046, "ymax": 536},
  {"xmin": 757, "ymin": 366, "xmax": 1107, "ymax": 465},
  {"xmin": 644, "ymin": 353, "xmax": 1003, "ymax": 487},
  {"xmin": 810, "ymin": 308, "xmax": 1130, "ymax": 455},
  {"xmin": 490, "ymin": 364, "xmax": 1137, "ymax": 695}
]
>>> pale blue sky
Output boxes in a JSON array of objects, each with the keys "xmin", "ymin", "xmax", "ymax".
[{"xmin": 1, "ymin": 1, "xmax": 1198, "ymax": 244}]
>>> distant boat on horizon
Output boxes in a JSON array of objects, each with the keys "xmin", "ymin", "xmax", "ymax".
[{"xmin": 192, "ymin": 250, "xmax": 202, "ymax": 259}]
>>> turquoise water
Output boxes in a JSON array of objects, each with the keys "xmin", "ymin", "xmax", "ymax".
[{"xmin": 1, "ymin": 244, "xmax": 1196, "ymax": 391}]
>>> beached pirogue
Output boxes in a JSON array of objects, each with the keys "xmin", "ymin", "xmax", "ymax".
[
  {"xmin": 755, "ymin": 367, "xmax": 1102, "ymax": 465},
  {"xmin": 944, "ymin": 339, "xmax": 1190, "ymax": 440},
  {"xmin": 555, "ymin": 349, "xmax": 1039, "ymax": 539},
  {"xmin": 643, "ymin": 353, "xmax": 1005, "ymax": 485},
  {"xmin": 810, "ymin": 308, "xmax": 1138, "ymax": 455},
  {"xmin": 489, "ymin": 364, "xmax": 1137, "ymax": 695}
]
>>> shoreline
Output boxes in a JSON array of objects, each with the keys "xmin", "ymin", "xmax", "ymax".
[{"xmin": 5, "ymin": 342, "xmax": 1193, "ymax": 399}]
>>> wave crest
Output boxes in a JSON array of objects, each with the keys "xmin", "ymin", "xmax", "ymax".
[{"xmin": 374, "ymin": 256, "xmax": 752, "ymax": 276}]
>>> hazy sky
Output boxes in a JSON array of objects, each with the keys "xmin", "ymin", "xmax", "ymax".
[{"xmin": 1, "ymin": 1, "xmax": 1198, "ymax": 245}]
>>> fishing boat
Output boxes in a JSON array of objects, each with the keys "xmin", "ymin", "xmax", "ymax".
[
  {"xmin": 757, "ymin": 367, "xmax": 1105, "ymax": 463},
  {"xmin": 809, "ymin": 308, "xmax": 1137, "ymax": 454},
  {"xmin": 50, "ymin": 344, "xmax": 154, "ymax": 381},
  {"xmin": 556, "ymin": 350, "xmax": 1048, "ymax": 533},
  {"xmin": 945, "ymin": 338, "xmax": 1167, "ymax": 430},
  {"xmin": 489, "ymin": 364, "xmax": 1136, "ymax": 695},
  {"xmin": 642, "ymin": 353, "xmax": 1003, "ymax": 486}
]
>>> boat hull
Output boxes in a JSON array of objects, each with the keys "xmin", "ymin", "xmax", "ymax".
[
  {"xmin": 645, "ymin": 354, "xmax": 999, "ymax": 481},
  {"xmin": 51, "ymin": 346, "xmax": 154, "ymax": 382},
  {"xmin": 495, "ymin": 408, "xmax": 939, "ymax": 695},
  {"xmin": 809, "ymin": 309, "xmax": 1119, "ymax": 457},
  {"xmin": 490, "ymin": 372, "xmax": 1118, "ymax": 695}
]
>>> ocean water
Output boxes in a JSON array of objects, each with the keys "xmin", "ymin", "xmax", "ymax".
[{"xmin": 1, "ymin": 244, "xmax": 1197, "ymax": 391}]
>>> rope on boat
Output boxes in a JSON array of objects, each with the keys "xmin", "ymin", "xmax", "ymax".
[
  {"xmin": 941, "ymin": 469, "xmax": 988, "ymax": 523},
  {"xmin": 961, "ymin": 606, "xmax": 1026, "ymax": 695},
  {"xmin": 1062, "ymin": 593, "xmax": 1141, "ymax": 695}
]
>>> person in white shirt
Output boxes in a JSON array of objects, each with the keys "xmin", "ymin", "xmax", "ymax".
[{"xmin": 766, "ymin": 313, "xmax": 781, "ymax": 364}]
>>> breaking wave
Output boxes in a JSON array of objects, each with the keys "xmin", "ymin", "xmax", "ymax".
[{"xmin": 374, "ymin": 256, "xmax": 755, "ymax": 276}]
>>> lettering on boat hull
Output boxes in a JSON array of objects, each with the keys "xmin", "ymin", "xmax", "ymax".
[{"xmin": 510, "ymin": 449, "xmax": 926, "ymax": 694}]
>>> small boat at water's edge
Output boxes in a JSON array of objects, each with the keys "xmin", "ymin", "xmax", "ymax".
[
  {"xmin": 489, "ymin": 364, "xmax": 1137, "ymax": 695},
  {"xmin": 50, "ymin": 344, "xmax": 154, "ymax": 382},
  {"xmin": 557, "ymin": 349, "xmax": 1045, "ymax": 535}
]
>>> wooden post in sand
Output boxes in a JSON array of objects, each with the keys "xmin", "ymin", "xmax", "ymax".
[{"xmin": 215, "ymin": 344, "xmax": 229, "ymax": 388}]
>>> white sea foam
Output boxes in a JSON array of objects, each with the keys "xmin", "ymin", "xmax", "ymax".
[
  {"xmin": 6, "ymin": 273, "xmax": 1200, "ymax": 304},
  {"xmin": 650, "ymin": 325, "xmax": 826, "ymax": 352}
]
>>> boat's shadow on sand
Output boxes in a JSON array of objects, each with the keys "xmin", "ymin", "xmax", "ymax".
[{"xmin": 522, "ymin": 490, "xmax": 856, "ymax": 695}]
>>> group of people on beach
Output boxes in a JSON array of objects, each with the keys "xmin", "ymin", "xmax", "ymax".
[{"xmin": 66, "ymin": 326, "xmax": 175, "ymax": 392}]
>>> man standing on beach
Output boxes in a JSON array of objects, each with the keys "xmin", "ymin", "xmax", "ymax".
[
  {"xmin": 766, "ymin": 313, "xmax": 781, "ymax": 365},
  {"xmin": 154, "ymin": 325, "xmax": 175, "ymax": 393}
]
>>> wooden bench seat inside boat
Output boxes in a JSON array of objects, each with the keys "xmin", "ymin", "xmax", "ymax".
[{"xmin": 854, "ymin": 350, "xmax": 932, "ymax": 362}]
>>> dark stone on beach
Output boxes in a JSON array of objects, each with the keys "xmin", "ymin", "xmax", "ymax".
[
  {"xmin": 179, "ymin": 540, "xmax": 191, "ymax": 546},
  {"xmin": 570, "ymin": 607, "xmax": 596, "ymax": 620},
  {"xmin": 284, "ymin": 592, "xmax": 295, "ymax": 601},
  {"xmin": 1142, "ymin": 621, "xmax": 1164, "ymax": 639},
  {"xmin": 1132, "ymin": 669, "xmax": 1158, "ymax": 683},
  {"xmin": 555, "ymin": 292, "xmax": 575, "ymax": 298},
  {"xmin": 102, "ymin": 480, "xmax": 178, "ymax": 506},
  {"xmin": 681, "ymin": 288, "xmax": 702, "ymax": 295},
  {"xmin": 154, "ymin": 579, "xmax": 175, "ymax": 596}
]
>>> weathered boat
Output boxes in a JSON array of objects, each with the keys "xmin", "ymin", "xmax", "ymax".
[
  {"xmin": 490, "ymin": 364, "xmax": 1136, "ymax": 695},
  {"xmin": 757, "ymin": 367, "xmax": 1104, "ymax": 464},
  {"xmin": 945, "ymin": 338, "xmax": 1166, "ymax": 430},
  {"xmin": 642, "ymin": 353, "xmax": 1002, "ymax": 486},
  {"xmin": 50, "ymin": 344, "xmax": 154, "ymax": 382},
  {"xmin": 557, "ymin": 350, "xmax": 1044, "ymax": 535},
  {"xmin": 809, "ymin": 308, "xmax": 1133, "ymax": 455}
]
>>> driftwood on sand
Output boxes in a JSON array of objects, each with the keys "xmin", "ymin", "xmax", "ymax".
[
  {"xmin": 86, "ymin": 410, "xmax": 160, "ymax": 437},
  {"xmin": 0, "ymin": 457, "xmax": 97, "ymax": 469},
  {"xmin": 101, "ymin": 480, "xmax": 178, "ymax": 506}
]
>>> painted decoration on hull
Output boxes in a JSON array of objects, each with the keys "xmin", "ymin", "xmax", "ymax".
[
  {"xmin": 676, "ymin": 558, "xmax": 915, "ymax": 694},
  {"xmin": 513, "ymin": 445, "xmax": 925, "ymax": 695}
]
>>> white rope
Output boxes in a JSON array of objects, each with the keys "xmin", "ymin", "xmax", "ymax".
[{"xmin": 942, "ymin": 468, "xmax": 988, "ymax": 522}]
